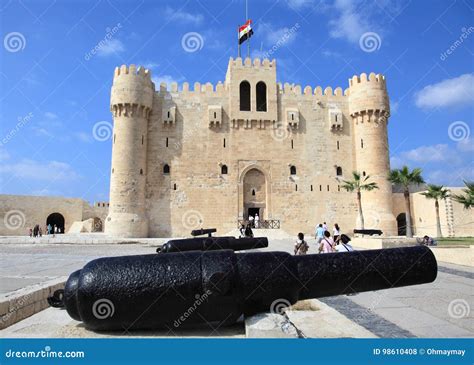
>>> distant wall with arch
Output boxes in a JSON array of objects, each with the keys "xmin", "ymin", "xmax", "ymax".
[{"xmin": 0, "ymin": 194, "xmax": 108, "ymax": 236}]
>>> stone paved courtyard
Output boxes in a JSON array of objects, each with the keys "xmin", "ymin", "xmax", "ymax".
[{"xmin": 0, "ymin": 236, "xmax": 472, "ymax": 338}]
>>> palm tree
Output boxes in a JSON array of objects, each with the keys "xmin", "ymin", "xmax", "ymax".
[
  {"xmin": 342, "ymin": 172, "xmax": 379, "ymax": 230},
  {"xmin": 451, "ymin": 181, "xmax": 474, "ymax": 209},
  {"xmin": 421, "ymin": 184, "xmax": 450, "ymax": 238},
  {"xmin": 388, "ymin": 166, "xmax": 424, "ymax": 237}
]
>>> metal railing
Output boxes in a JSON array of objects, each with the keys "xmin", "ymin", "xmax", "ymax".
[{"xmin": 237, "ymin": 219, "xmax": 280, "ymax": 229}]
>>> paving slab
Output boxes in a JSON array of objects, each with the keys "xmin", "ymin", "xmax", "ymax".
[{"xmin": 1, "ymin": 308, "xmax": 245, "ymax": 338}]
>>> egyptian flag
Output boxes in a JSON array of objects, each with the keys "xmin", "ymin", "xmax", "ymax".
[{"xmin": 238, "ymin": 19, "xmax": 253, "ymax": 45}]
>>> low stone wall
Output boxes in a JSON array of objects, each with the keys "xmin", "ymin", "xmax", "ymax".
[
  {"xmin": 0, "ymin": 278, "xmax": 66, "ymax": 329},
  {"xmin": 430, "ymin": 246, "xmax": 473, "ymax": 267},
  {"xmin": 352, "ymin": 236, "xmax": 418, "ymax": 249}
]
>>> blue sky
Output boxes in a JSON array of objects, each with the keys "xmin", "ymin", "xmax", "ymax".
[{"xmin": 0, "ymin": 0, "xmax": 473, "ymax": 204}]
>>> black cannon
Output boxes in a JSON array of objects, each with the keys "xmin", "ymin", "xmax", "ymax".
[
  {"xmin": 53, "ymin": 246, "xmax": 437, "ymax": 331},
  {"xmin": 191, "ymin": 228, "xmax": 217, "ymax": 237},
  {"xmin": 156, "ymin": 236, "xmax": 268, "ymax": 253},
  {"xmin": 353, "ymin": 229, "xmax": 383, "ymax": 236}
]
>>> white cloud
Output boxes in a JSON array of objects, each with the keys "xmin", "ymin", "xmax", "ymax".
[
  {"xmin": 44, "ymin": 112, "xmax": 58, "ymax": 119},
  {"xmin": 96, "ymin": 39, "xmax": 125, "ymax": 57},
  {"xmin": 0, "ymin": 159, "xmax": 80, "ymax": 181},
  {"xmin": 414, "ymin": 73, "xmax": 474, "ymax": 109},
  {"xmin": 328, "ymin": 0, "xmax": 373, "ymax": 44},
  {"xmin": 390, "ymin": 142, "xmax": 473, "ymax": 186},
  {"xmin": 426, "ymin": 165, "xmax": 474, "ymax": 186},
  {"xmin": 457, "ymin": 138, "xmax": 474, "ymax": 152},
  {"xmin": 33, "ymin": 127, "xmax": 54, "ymax": 138},
  {"xmin": 164, "ymin": 7, "xmax": 203, "ymax": 25},
  {"xmin": 0, "ymin": 147, "xmax": 9, "ymax": 161},
  {"xmin": 259, "ymin": 22, "xmax": 299, "ymax": 46},
  {"xmin": 400, "ymin": 144, "xmax": 460, "ymax": 164}
]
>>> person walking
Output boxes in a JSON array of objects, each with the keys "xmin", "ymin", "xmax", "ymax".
[
  {"xmin": 248, "ymin": 215, "xmax": 255, "ymax": 228},
  {"xmin": 47, "ymin": 223, "xmax": 52, "ymax": 235},
  {"xmin": 315, "ymin": 224, "xmax": 325, "ymax": 245},
  {"xmin": 319, "ymin": 230, "xmax": 335, "ymax": 253},
  {"xmin": 294, "ymin": 232, "xmax": 309, "ymax": 255},
  {"xmin": 244, "ymin": 223, "xmax": 254, "ymax": 238},
  {"xmin": 254, "ymin": 213, "xmax": 260, "ymax": 228},
  {"xmin": 333, "ymin": 223, "xmax": 341, "ymax": 244},
  {"xmin": 335, "ymin": 234, "xmax": 354, "ymax": 252},
  {"xmin": 323, "ymin": 222, "xmax": 328, "ymax": 232}
]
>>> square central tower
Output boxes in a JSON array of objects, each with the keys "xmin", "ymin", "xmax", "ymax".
[{"xmin": 225, "ymin": 57, "xmax": 278, "ymax": 124}]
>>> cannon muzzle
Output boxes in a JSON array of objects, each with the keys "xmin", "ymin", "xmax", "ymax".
[
  {"xmin": 59, "ymin": 246, "xmax": 437, "ymax": 331},
  {"xmin": 156, "ymin": 236, "xmax": 268, "ymax": 253}
]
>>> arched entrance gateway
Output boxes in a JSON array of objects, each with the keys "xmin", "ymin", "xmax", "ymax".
[
  {"xmin": 46, "ymin": 212, "xmax": 65, "ymax": 233},
  {"xmin": 397, "ymin": 213, "xmax": 407, "ymax": 236},
  {"xmin": 243, "ymin": 168, "xmax": 267, "ymax": 220}
]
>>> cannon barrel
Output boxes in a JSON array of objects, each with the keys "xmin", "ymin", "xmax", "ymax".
[
  {"xmin": 191, "ymin": 228, "xmax": 217, "ymax": 237},
  {"xmin": 157, "ymin": 236, "xmax": 268, "ymax": 253},
  {"xmin": 60, "ymin": 246, "xmax": 437, "ymax": 331}
]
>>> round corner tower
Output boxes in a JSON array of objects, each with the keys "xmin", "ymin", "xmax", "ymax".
[
  {"xmin": 348, "ymin": 72, "xmax": 396, "ymax": 235},
  {"xmin": 105, "ymin": 64, "xmax": 154, "ymax": 238}
]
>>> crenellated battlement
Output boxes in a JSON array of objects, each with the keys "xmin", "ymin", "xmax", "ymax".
[
  {"xmin": 348, "ymin": 72, "xmax": 386, "ymax": 88},
  {"xmin": 277, "ymin": 83, "xmax": 349, "ymax": 97},
  {"xmin": 157, "ymin": 81, "xmax": 227, "ymax": 96},
  {"xmin": 113, "ymin": 64, "xmax": 153, "ymax": 83},
  {"xmin": 228, "ymin": 57, "xmax": 276, "ymax": 69}
]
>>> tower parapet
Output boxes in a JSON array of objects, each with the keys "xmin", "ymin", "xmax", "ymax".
[
  {"xmin": 105, "ymin": 64, "xmax": 154, "ymax": 238},
  {"xmin": 348, "ymin": 72, "xmax": 396, "ymax": 235}
]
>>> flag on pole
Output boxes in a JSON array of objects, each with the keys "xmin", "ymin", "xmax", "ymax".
[{"xmin": 238, "ymin": 19, "xmax": 253, "ymax": 45}]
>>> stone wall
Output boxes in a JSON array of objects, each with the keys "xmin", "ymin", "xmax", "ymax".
[
  {"xmin": 392, "ymin": 189, "xmax": 473, "ymax": 238},
  {"xmin": 0, "ymin": 195, "xmax": 107, "ymax": 236}
]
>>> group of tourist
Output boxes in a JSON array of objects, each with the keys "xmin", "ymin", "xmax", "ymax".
[
  {"xmin": 294, "ymin": 222, "xmax": 354, "ymax": 255},
  {"xmin": 29, "ymin": 223, "xmax": 61, "ymax": 237},
  {"xmin": 248, "ymin": 213, "xmax": 260, "ymax": 228}
]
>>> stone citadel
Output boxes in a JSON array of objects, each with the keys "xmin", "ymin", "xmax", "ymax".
[
  {"xmin": 0, "ymin": 58, "xmax": 471, "ymax": 239},
  {"xmin": 105, "ymin": 57, "xmax": 397, "ymax": 238}
]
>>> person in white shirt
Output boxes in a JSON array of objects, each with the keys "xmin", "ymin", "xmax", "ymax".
[
  {"xmin": 335, "ymin": 234, "xmax": 354, "ymax": 252},
  {"xmin": 323, "ymin": 222, "xmax": 328, "ymax": 232},
  {"xmin": 248, "ymin": 215, "xmax": 254, "ymax": 228},
  {"xmin": 254, "ymin": 213, "xmax": 260, "ymax": 228}
]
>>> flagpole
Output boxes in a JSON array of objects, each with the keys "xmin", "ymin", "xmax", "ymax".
[
  {"xmin": 237, "ymin": 25, "xmax": 240, "ymax": 58},
  {"xmin": 246, "ymin": 0, "xmax": 250, "ymax": 58}
]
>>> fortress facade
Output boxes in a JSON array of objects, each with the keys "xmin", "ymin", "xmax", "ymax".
[{"xmin": 105, "ymin": 57, "xmax": 397, "ymax": 238}]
